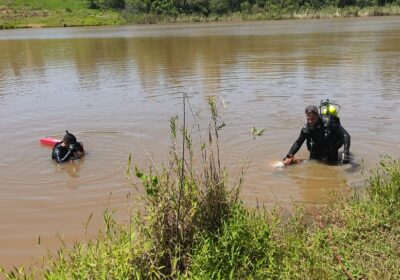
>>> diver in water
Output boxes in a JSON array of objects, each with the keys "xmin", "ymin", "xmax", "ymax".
[
  {"xmin": 282, "ymin": 102, "xmax": 350, "ymax": 166},
  {"xmin": 282, "ymin": 105, "xmax": 325, "ymax": 166},
  {"xmin": 52, "ymin": 130, "xmax": 84, "ymax": 163}
]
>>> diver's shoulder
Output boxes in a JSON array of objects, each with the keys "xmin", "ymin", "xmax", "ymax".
[{"xmin": 301, "ymin": 123, "xmax": 309, "ymax": 133}]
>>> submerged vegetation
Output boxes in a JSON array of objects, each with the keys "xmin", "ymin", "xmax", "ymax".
[
  {"xmin": 1, "ymin": 98, "xmax": 400, "ymax": 279},
  {"xmin": 0, "ymin": 0, "xmax": 400, "ymax": 28}
]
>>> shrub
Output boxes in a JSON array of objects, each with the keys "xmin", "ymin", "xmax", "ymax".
[
  {"xmin": 187, "ymin": 204, "xmax": 279, "ymax": 279},
  {"xmin": 126, "ymin": 95, "xmax": 242, "ymax": 277}
]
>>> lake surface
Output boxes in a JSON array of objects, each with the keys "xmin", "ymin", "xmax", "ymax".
[{"xmin": 1, "ymin": 16, "xmax": 399, "ymax": 269}]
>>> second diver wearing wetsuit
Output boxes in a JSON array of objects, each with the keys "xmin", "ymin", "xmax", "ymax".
[{"xmin": 52, "ymin": 131, "xmax": 84, "ymax": 163}]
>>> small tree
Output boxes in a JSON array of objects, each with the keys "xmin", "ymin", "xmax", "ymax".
[
  {"xmin": 88, "ymin": 0, "xmax": 99, "ymax": 9},
  {"xmin": 210, "ymin": 0, "xmax": 231, "ymax": 14},
  {"xmin": 103, "ymin": 0, "xmax": 126, "ymax": 9},
  {"xmin": 125, "ymin": 0, "xmax": 150, "ymax": 13},
  {"xmin": 186, "ymin": 0, "xmax": 210, "ymax": 15}
]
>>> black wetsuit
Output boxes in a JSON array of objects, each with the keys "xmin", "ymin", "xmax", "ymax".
[
  {"xmin": 287, "ymin": 115, "xmax": 351, "ymax": 163},
  {"xmin": 287, "ymin": 117, "xmax": 326, "ymax": 160},
  {"xmin": 52, "ymin": 142, "xmax": 83, "ymax": 163}
]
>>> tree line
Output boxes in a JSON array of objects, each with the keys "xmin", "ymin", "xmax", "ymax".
[{"xmin": 91, "ymin": 0, "xmax": 399, "ymax": 16}]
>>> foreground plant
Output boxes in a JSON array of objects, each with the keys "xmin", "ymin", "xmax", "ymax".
[{"xmin": 127, "ymin": 95, "xmax": 242, "ymax": 277}]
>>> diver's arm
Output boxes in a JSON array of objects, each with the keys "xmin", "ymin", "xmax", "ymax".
[
  {"xmin": 340, "ymin": 126, "xmax": 351, "ymax": 163},
  {"xmin": 57, "ymin": 150, "xmax": 73, "ymax": 163},
  {"xmin": 282, "ymin": 131, "xmax": 306, "ymax": 166},
  {"xmin": 340, "ymin": 126, "xmax": 350, "ymax": 155},
  {"xmin": 75, "ymin": 142, "xmax": 85, "ymax": 158},
  {"xmin": 286, "ymin": 129, "xmax": 307, "ymax": 158}
]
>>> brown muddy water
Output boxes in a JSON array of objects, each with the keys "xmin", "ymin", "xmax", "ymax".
[{"xmin": 0, "ymin": 16, "xmax": 399, "ymax": 270}]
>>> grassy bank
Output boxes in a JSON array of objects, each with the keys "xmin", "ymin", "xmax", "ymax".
[
  {"xmin": 1, "ymin": 0, "xmax": 400, "ymax": 29},
  {"xmin": 124, "ymin": 4, "xmax": 400, "ymax": 24},
  {"xmin": 2, "ymin": 98, "xmax": 400, "ymax": 279},
  {"xmin": 0, "ymin": 0, "xmax": 124, "ymax": 29}
]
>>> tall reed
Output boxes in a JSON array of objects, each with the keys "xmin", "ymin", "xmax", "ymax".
[{"xmin": 127, "ymin": 95, "xmax": 242, "ymax": 277}]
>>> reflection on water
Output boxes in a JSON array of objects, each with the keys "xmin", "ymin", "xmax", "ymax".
[
  {"xmin": 286, "ymin": 161, "xmax": 349, "ymax": 203},
  {"xmin": 0, "ymin": 16, "xmax": 400, "ymax": 269},
  {"xmin": 55, "ymin": 158, "xmax": 84, "ymax": 180}
]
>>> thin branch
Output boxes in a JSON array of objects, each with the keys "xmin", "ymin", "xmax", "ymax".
[
  {"xmin": 176, "ymin": 91, "xmax": 187, "ymax": 270},
  {"xmin": 139, "ymin": 143, "xmax": 160, "ymax": 174},
  {"xmin": 327, "ymin": 230, "xmax": 354, "ymax": 280},
  {"xmin": 317, "ymin": 215, "xmax": 354, "ymax": 280}
]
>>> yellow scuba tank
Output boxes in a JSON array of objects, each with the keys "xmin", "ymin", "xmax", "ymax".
[
  {"xmin": 319, "ymin": 99, "xmax": 340, "ymax": 116},
  {"xmin": 319, "ymin": 99, "xmax": 341, "ymax": 139}
]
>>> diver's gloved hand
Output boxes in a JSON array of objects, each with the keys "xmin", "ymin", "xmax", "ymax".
[
  {"xmin": 68, "ymin": 143, "xmax": 76, "ymax": 152},
  {"xmin": 342, "ymin": 153, "xmax": 350, "ymax": 164}
]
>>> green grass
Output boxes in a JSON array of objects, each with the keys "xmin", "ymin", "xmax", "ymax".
[
  {"xmin": 122, "ymin": 5, "xmax": 400, "ymax": 24},
  {"xmin": 185, "ymin": 203, "xmax": 280, "ymax": 279},
  {"xmin": 0, "ymin": 0, "xmax": 124, "ymax": 28},
  {"xmin": 0, "ymin": 0, "xmax": 88, "ymax": 10}
]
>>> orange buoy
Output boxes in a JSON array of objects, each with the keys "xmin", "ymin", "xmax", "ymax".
[{"xmin": 40, "ymin": 137, "xmax": 60, "ymax": 147}]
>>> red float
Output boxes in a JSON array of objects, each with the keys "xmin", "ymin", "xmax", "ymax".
[{"xmin": 40, "ymin": 137, "xmax": 61, "ymax": 147}]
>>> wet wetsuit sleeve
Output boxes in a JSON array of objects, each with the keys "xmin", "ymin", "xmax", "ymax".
[
  {"xmin": 72, "ymin": 142, "xmax": 84, "ymax": 159},
  {"xmin": 76, "ymin": 142, "xmax": 84, "ymax": 153},
  {"xmin": 55, "ymin": 149, "xmax": 72, "ymax": 163},
  {"xmin": 340, "ymin": 126, "xmax": 351, "ymax": 155},
  {"xmin": 287, "ymin": 129, "xmax": 307, "ymax": 157}
]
